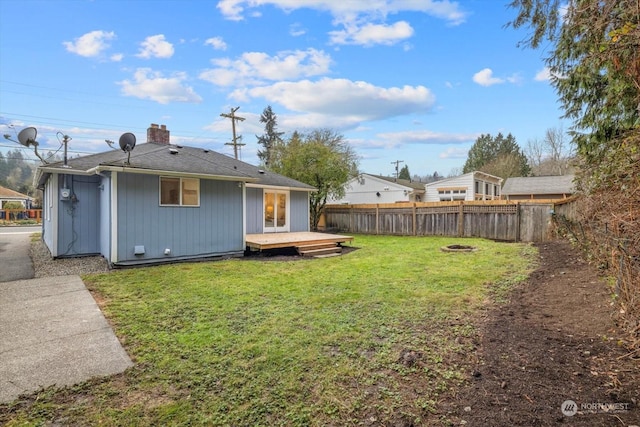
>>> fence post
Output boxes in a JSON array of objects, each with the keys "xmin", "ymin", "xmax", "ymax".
[
  {"xmin": 515, "ymin": 202, "xmax": 520, "ymax": 242},
  {"xmin": 412, "ymin": 203, "xmax": 417, "ymax": 236},
  {"xmin": 457, "ymin": 202, "xmax": 464, "ymax": 237},
  {"xmin": 376, "ymin": 204, "xmax": 379, "ymax": 235}
]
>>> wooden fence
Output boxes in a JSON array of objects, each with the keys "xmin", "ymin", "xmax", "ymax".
[
  {"xmin": 0, "ymin": 209, "xmax": 42, "ymax": 223},
  {"xmin": 323, "ymin": 200, "xmax": 566, "ymax": 242}
]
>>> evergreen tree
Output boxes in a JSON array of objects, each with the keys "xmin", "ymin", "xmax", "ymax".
[
  {"xmin": 0, "ymin": 152, "xmax": 8, "ymax": 186},
  {"xmin": 507, "ymin": 0, "xmax": 640, "ymax": 165},
  {"xmin": 255, "ymin": 106, "xmax": 284, "ymax": 168},
  {"xmin": 463, "ymin": 133, "xmax": 530, "ymax": 177},
  {"xmin": 398, "ymin": 165, "xmax": 411, "ymax": 181}
]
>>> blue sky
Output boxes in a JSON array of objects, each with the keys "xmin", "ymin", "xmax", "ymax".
[{"xmin": 0, "ymin": 0, "xmax": 564, "ymax": 178}]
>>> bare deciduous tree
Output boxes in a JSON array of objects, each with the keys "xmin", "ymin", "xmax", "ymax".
[{"xmin": 525, "ymin": 126, "xmax": 575, "ymax": 175}]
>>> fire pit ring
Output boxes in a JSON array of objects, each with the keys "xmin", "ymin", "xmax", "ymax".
[{"xmin": 440, "ymin": 244, "xmax": 477, "ymax": 253}]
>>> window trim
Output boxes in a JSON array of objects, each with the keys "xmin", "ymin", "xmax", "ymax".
[{"xmin": 159, "ymin": 176, "xmax": 200, "ymax": 207}]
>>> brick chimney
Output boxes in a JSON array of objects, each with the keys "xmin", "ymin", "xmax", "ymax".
[{"xmin": 147, "ymin": 123, "xmax": 170, "ymax": 144}]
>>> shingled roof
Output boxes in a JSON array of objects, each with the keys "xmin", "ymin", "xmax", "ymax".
[
  {"xmin": 37, "ymin": 142, "xmax": 315, "ymax": 191},
  {"xmin": 374, "ymin": 175, "xmax": 427, "ymax": 191},
  {"xmin": 502, "ymin": 175, "xmax": 575, "ymax": 196},
  {"xmin": 0, "ymin": 185, "xmax": 33, "ymax": 200}
]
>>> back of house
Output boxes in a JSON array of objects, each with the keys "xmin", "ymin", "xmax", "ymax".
[{"xmin": 36, "ymin": 124, "xmax": 314, "ymax": 266}]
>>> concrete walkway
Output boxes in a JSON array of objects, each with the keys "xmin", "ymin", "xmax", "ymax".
[
  {"xmin": 0, "ymin": 229, "xmax": 133, "ymax": 404},
  {"xmin": 0, "ymin": 227, "xmax": 37, "ymax": 281}
]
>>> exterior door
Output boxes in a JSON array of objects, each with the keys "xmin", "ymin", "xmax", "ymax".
[{"xmin": 264, "ymin": 191, "xmax": 289, "ymax": 232}]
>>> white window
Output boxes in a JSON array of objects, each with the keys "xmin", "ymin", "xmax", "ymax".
[
  {"xmin": 438, "ymin": 188, "xmax": 466, "ymax": 201},
  {"xmin": 160, "ymin": 177, "xmax": 200, "ymax": 206}
]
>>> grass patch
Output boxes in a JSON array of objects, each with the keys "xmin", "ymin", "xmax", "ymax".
[{"xmin": 1, "ymin": 235, "xmax": 535, "ymax": 426}]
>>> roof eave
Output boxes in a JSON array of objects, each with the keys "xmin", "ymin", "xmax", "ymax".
[
  {"xmin": 91, "ymin": 165, "xmax": 259, "ymax": 182},
  {"xmin": 246, "ymin": 183, "xmax": 316, "ymax": 192}
]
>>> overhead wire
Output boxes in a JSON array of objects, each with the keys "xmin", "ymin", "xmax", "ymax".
[
  {"xmin": 1, "ymin": 78, "xmax": 244, "ymax": 153},
  {"xmin": 0, "ymin": 111, "xmax": 229, "ymax": 143}
]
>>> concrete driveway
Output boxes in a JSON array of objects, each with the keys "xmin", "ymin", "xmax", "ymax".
[
  {"xmin": 0, "ymin": 227, "xmax": 133, "ymax": 404},
  {"xmin": 0, "ymin": 226, "xmax": 39, "ymax": 281}
]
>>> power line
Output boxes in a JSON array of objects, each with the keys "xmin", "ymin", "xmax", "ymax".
[
  {"xmin": 391, "ymin": 160, "xmax": 404, "ymax": 181},
  {"xmin": 0, "ymin": 143, "xmax": 95, "ymax": 155},
  {"xmin": 220, "ymin": 107, "xmax": 246, "ymax": 160},
  {"xmin": 0, "ymin": 111, "xmax": 229, "ymax": 142},
  {"xmin": 0, "ymin": 157, "xmax": 43, "ymax": 163}
]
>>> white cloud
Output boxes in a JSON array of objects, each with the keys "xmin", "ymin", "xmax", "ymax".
[
  {"xmin": 110, "ymin": 53, "xmax": 124, "ymax": 62},
  {"xmin": 199, "ymin": 48, "xmax": 331, "ymax": 86},
  {"xmin": 216, "ymin": 0, "xmax": 467, "ymax": 25},
  {"xmin": 232, "ymin": 78, "xmax": 435, "ymax": 122},
  {"xmin": 217, "ymin": 1, "xmax": 464, "ymax": 47},
  {"xmin": 535, "ymin": 67, "xmax": 551, "ymax": 81},
  {"xmin": 136, "ymin": 35, "xmax": 174, "ymax": 59},
  {"xmin": 289, "ymin": 23, "xmax": 306, "ymax": 37},
  {"xmin": 376, "ymin": 130, "xmax": 477, "ymax": 145},
  {"xmin": 472, "ymin": 68, "xmax": 504, "ymax": 86},
  {"xmin": 329, "ymin": 21, "xmax": 414, "ymax": 46},
  {"xmin": 205, "ymin": 37, "xmax": 227, "ymax": 50},
  {"xmin": 439, "ymin": 147, "xmax": 469, "ymax": 159},
  {"xmin": 506, "ymin": 73, "xmax": 523, "ymax": 84},
  {"xmin": 119, "ymin": 68, "xmax": 202, "ymax": 104},
  {"xmin": 472, "ymin": 68, "xmax": 523, "ymax": 86},
  {"xmin": 63, "ymin": 30, "xmax": 116, "ymax": 58},
  {"xmin": 346, "ymin": 130, "xmax": 476, "ymax": 151}
]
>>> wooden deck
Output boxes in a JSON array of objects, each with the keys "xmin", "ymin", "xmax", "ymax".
[{"xmin": 245, "ymin": 232, "xmax": 354, "ymax": 251}]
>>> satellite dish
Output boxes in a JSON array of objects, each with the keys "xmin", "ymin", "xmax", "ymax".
[
  {"xmin": 119, "ymin": 132, "xmax": 136, "ymax": 152},
  {"xmin": 17, "ymin": 127, "xmax": 38, "ymax": 147}
]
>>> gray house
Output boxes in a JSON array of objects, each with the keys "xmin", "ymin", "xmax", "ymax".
[{"xmin": 36, "ymin": 124, "xmax": 314, "ymax": 266}]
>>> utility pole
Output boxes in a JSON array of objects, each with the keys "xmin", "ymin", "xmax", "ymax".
[
  {"xmin": 391, "ymin": 160, "xmax": 404, "ymax": 181},
  {"xmin": 220, "ymin": 107, "xmax": 246, "ymax": 159}
]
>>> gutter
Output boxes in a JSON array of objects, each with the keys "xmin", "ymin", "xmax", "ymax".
[{"xmin": 37, "ymin": 164, "xmax": 259, "ymax": 183}]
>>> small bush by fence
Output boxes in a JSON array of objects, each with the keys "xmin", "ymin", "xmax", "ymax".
[{"xmin": 323, "ymin": 200, "xmax": 561, "ymax": 242}]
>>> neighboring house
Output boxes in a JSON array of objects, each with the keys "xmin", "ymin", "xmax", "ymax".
[
  {"xmin": 502, "ymin": 175, "xmax": 575, "ymax": 201},
  {"xmin": 0, "ymin": 185, "xmax": 33, "ymax": 208},
  {"xmin": 330, "ymin": 173, "xmax": 426, "ymax": 204},
  {"xmin": 36, "ymin": 124, "xmax": 314, "ymax": 266},
  {"xmin": 424, "ymin": 171, "xmax": 503, "ymax": 202}
]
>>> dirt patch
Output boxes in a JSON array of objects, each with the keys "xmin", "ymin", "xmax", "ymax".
[{"xmin": 439, "ymin": 241, "xmax": 640, "ymax": 426}]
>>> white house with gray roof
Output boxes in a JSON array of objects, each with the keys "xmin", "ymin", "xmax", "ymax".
[
  {"xmin": 330, "ymin": 173, "xmax": 425, "ymax": 204},
  {"xmin": 424, "ymin": 171, "xmax": 503, "ymax": 202},
  {"xmin": 36, "ymin": 124, "xmax": 315, "ymax": 266}
]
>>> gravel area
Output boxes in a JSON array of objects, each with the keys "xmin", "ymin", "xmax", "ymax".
[{"xmin": 30, "ymin": 238, "xmax": 110, "ymax": 278}]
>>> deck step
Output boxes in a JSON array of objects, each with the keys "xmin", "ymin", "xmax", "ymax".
[{"xmin": 297, "ymin": 243, "xmax": 342, "ymax": 257}]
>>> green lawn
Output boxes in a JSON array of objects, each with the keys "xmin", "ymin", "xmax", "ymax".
[{"xmin": 2, "ymin": 235, "xmax": 535, "ymax": 426}]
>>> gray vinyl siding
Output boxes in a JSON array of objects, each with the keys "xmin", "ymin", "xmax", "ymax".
[
  {"xmin": 289, "ymin": 191, "xmax": 310, "ymax": 232},
  {"xmin": 116, "ymin": 173, "xmax": 243, "ymax": 262},
  {"xmin": 99, "ymin": 173, "xmax": 111, "ymax": 258},
  {"xmin": 57, "ymin": 174, "xmax": 100, "ymax": 256},
  {"xmin": 245, "ymin": 187, "xmax": 263, "ymax": 234}
]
